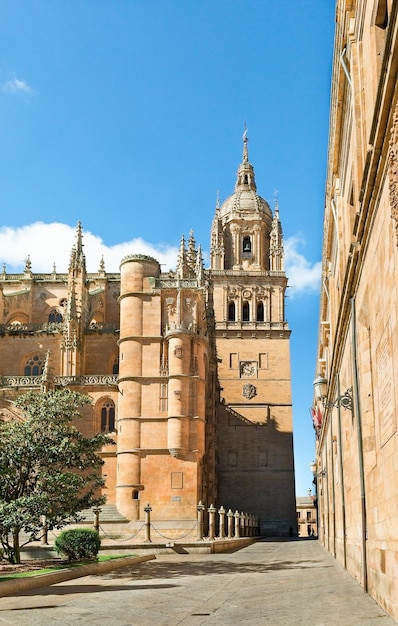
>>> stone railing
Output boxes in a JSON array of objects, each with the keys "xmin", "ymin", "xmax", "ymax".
[
  {"xmin": 85, "ymin": 322, "xmax": 119, "ymax": 334},
  {"xmin": 210, "ymin": 269, "xmax": 286, "ymax": 279},
  {"xmin": 1, "ymin": 374, "xmax": 118, "ymax": 389},
  {"xmin": 0, "ymin": 322, "xmax": 120, "ymax": 336},
  {"xmin": 0, "ymin": 376, "xmax": 41, "ymax": 388},
  {"xmin": 156, "ymin": 278, "xmax": 199, "ymax": 289},
  {"xmin": 0, "ymin": 322, "xmax": 63, "ymax": 336},
  {"xmin": 215, "ymin": 320, "xmax": 290, "ymax": 331},
  {"xmin": 165, "ymin": 321, "xmax": 197, "ymax": 335},
  {"xmin": 53, "ymin": 375, "xmax": 118, "ymax": 387}
]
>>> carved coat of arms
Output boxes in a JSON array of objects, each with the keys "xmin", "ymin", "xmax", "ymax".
[{"xmin": 243, "ymin": 383, "xmax": 257, "ymax": 399}]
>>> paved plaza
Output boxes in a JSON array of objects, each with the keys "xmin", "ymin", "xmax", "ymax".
[{"xmin": 0, "ymin": 539, "xmax": 396, "ymax": 625}]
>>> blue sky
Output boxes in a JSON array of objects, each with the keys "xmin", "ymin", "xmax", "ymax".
[{"xmin": 0, "ymin": 1, "xmax": 335, "ymax": 496}]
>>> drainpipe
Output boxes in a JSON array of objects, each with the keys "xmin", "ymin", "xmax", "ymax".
[
  {"xmin": 329, "ymin": 413, "xmax": 336, "ymax": 558},
  {"xmin": 336, "ymin": 373, "xmax": 347, "ymax": 569},
  {"xmin": 351, "ymin": 297, "xmax": 367, "ymax": 592}
]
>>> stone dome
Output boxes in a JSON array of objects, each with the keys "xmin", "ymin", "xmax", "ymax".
[
  {"xmin": 219, "ymin": 188, "xmax": 272, "ymax": 219},
  {"xmin": 219, "ymin": 135, "xmax": 272, "ymax": 220}
]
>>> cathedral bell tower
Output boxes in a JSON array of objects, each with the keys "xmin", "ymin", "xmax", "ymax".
[{"xmin": 211, "ymin": 132, "xmax": 296, "ymax": 536}]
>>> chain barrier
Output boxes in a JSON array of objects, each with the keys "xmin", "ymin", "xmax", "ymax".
[
  {"xmin": 98, "ymin": 523, "xmax": 146, "ymax": 542},
  {"xmin": 148, "ymin": 521, "xmax": 198, "ymax": 541}
]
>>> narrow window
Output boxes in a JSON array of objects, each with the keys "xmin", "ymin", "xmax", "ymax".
[
  {"xmin": 228, "ymin": 302, "xmax": 236, "ymax": 321},
  {"xmin": 100, "ymin": 401, "xmax": 116, "ymax": 432},
  {"xmin": 256, "ymin": 302, "xmax": 264, "ymax": 321},
  {"xmin": 160, "ymin": 383, "xmax": 168, "ymax": 411},
  {"xmin": 242, "ymin": 301, "xmax": 250, "ymax": 321},
  {"xmin": 112, "ymin": 356, "xmax": 119, "ymax": 374}
]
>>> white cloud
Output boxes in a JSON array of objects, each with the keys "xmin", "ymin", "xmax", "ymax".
[
  {"xmin": 0, "ymin": 223, "xmax": 321, "ymax": 296},
  {"xmin": 0, "ymin": 222, "xmax": 179, "ymax": 274},
  {"xmin": 1, "ymin": 76, "xmax": 34, "ymax": 96},
  {"xmin": 284, "ymin": 235, "xmax": 321, "ymax": 296}
]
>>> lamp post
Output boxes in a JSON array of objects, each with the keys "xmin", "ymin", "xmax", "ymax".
[{"xmin": 313, "ymin": 375, "xmax": 353, "ymax": 414}]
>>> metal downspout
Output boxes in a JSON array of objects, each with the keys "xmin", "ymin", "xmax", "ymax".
[
  {"xmin": 336, "ymin": 373, "xmax": 347, "ymax": 569},
  {"xmin": 351, "ymin": 297, "xmax": 367, "ymax": 592}
]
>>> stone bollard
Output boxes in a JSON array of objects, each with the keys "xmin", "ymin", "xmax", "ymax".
[
  {"xmin": 93, "ymin": 507, "xmax": 101, "ymax": 534},
  {"xmin": 234, "ymin": 510, "xmax": 240, "ymax": 538},
  {"xmin": 240, "ymin": 512, "xmax": 245, "ymax": 536},
  {"xmin": 144, "ymin": 503, "xmax": 152, "ymax": 543},
  {"xmin": 218, "ymin": 506, "xmax": 226, "ymax": 539},
  {"xmin": 208, "ymin": 504, "xmax": 217, "ymax": 540},
  {"xmin": 41, "ymin": 516, "xmax": 48, "ymax": 545},
  {"xmin": 227, "ymin": 509, "xmax": 234, "ymax": 538},
  {"xmin": 197, "ymin": 501, "xmax": 205, "ymax": 541}
]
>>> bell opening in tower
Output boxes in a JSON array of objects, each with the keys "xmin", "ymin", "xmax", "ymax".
[{"xmin": 242, "ymin": 236, "xmax": 252, "ymax": 255}]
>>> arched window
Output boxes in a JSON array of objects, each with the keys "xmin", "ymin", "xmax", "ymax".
[
  {"xmin": 256, "ymin": 302, "xmax": 264, "ymax": 322},
  {"xmin": 228, "ymin": 302, "xmax": 236, "ymax": 321},
  {"xmin": 112, "ymin": 356, "xmax": 119, "ymax": 374},
  {"xmin": 48, "ymin": 309, "xmax": 63, "ymax": 323},
  {"xmin": 242, "ymin": 301, "xmax": 250, "ymax": 322},
  {"xmin": 100, "ymin": 401, "xmax": 116, "ymax": 433},
  {"xmin": 24, "ymin": 355, "xmax": 44, "ymax": 376},
  {"xmin": 242, "ymin": 237, "xmax": 251, "ymax": 254}
]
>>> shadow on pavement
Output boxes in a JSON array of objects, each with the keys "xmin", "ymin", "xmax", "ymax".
[{"xmin": 98, "ymin": 557, "xmax": 333, "ymax": 581}]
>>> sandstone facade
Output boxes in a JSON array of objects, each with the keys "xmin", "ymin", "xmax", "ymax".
[{"xmin": 314, "ymin": 0, "xmax": 398, "ymax": 620}]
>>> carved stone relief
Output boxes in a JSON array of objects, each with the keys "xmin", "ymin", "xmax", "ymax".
[
  {"xmin": 174, "ymin": 345, "xmax": 183, "ymax": 359},
  {"xmin": 242, "ymin": 383, "xmax": 257, "ymax": 399}
]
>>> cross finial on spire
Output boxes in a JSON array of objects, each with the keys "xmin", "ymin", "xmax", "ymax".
[
  {"xmin": 242, "ymin": 122, "xmax": 249, "ymax": 163},
  {"xmin": 216, "ymin": 190, "xmax": 220, "ymax": 209}
]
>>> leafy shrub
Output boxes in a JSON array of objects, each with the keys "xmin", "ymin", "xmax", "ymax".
[{"xmin": 55, "ymin": 528, "xmax": 101, "ymax": 562}]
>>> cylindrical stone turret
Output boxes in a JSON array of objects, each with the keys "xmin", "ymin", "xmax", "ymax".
[{"xmin": 116, "ymin": 254, "xmax": 160, "ymax": 520}]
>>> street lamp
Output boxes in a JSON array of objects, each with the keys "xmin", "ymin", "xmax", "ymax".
[{"xmin": 313, "ymin": 375, "xmax": 353, "ymax": 413}]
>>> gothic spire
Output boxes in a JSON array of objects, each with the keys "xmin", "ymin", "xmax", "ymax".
[
  {"xmin": 176, "ymin": 234, "xmax": 188, "ymax": 279},
  {"xmin": 187, "ymin": 230, "xmax": 197, "ymax": 274},
  {"xmin": 270, "ymin": 197, "xmax": 284, "ymax": 272},
  {"xmin": 69, "ymin": 221, "xmax": 86, "ymax": 274},
  {"xmin": 235, "ymin": 125, "xmax": 257, "ymax": 192},
  {"xmin": 195, "ymin": 244, "xmax": 205, "ymax": 284}
]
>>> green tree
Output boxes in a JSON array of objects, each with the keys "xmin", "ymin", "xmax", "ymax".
[{"xmin": 0, "ymin": 389, "xmax": 114, "ymax": 563}]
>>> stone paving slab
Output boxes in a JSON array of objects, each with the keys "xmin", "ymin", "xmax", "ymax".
[{"xmin": 0, "ymin": 539, "xmax": 396, "ymax": 625}]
